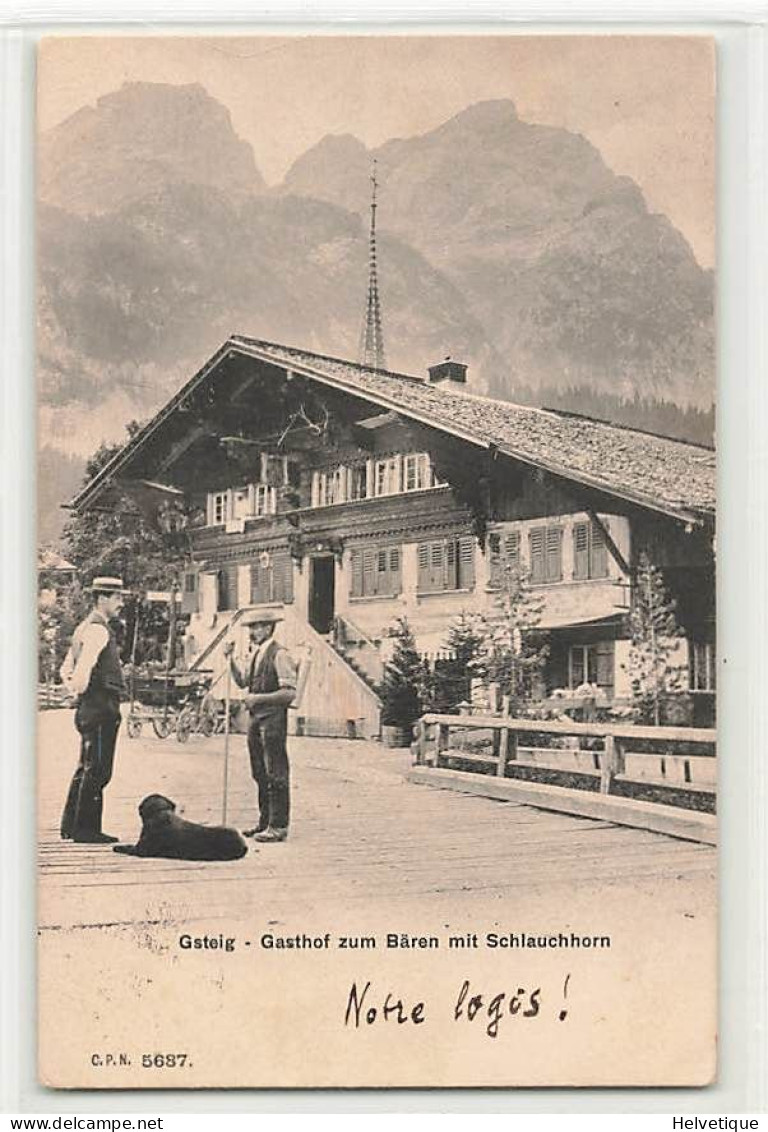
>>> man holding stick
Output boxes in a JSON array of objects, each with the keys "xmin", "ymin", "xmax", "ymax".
[{"xmin": 224, "ymin": 610, "xmax": 296, "ymax": 843}]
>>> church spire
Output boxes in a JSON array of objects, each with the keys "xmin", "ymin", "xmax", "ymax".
[{"xmin": 359, "ymin": 159, "xmax": 386, "ymax": 370}]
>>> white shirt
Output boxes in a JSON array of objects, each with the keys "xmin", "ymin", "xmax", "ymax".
[{"xmin": 60, "ymin": 620, "xmax": 110, "ymax": 696}]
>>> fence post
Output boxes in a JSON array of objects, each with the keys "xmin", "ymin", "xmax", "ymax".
[
  {"xmin": 414, "ymin": 719, "xmax": 426, "ymax": 766},
  {"xmin": 497, "ymin": 696, "xmax": 511, "ymax": 777},
  {"xmin": 436, "ymin": 722, "xmax": 449, "ymax": 768},
  {"xmin": 600, "ymin": 733, "xmax": 618, "ymax": 794}
]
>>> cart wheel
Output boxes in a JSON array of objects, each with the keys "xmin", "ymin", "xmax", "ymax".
[
  {"xmin": 126, "ymin": 717, "xmax": 142, "ymax": 739},
  {"xmin": 152, "ymin": 716, "xmax": 172, "ymax": 740},
  {"xmin": 176, "ymin": 712, "xmax": 191, "ymax": 743}
]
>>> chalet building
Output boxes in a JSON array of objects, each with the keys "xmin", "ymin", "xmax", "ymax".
[{"xmin": 71, "ymin": 336, "xmax": 716, "ymax": 737}]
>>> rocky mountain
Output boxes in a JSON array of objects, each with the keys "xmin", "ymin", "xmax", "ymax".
[
  {"xmin": 38, "ymin": 82, "xmax": 264, "ymax": 216},
  {"xmin": 37, "ymin": 84, "xmax": 714, "ymax": 543},
  {"xmin": 283, "ymin": 99, "xmax": 714, "ymax": 405}
]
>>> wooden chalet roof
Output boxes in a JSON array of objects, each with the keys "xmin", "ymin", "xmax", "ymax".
[{"xmin": 72, "ymin": 335, "xmax": 716, "ymax": 524}]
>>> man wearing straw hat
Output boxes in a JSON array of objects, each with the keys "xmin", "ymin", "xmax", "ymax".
[
  {"xmin": 224, "ymin": 609, "xmax": 297, "ymax": 843},
  {"xmin": 60, "ymin": 576, "xmax": 129, "ymax": 844}
]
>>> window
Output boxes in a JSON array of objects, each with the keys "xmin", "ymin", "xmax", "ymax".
[
  {"xmin": 311, "ymin": 467, "xmax": 349, "ymax": 507},
  {"xmin": 530, "ymin": 525, "xmax": 563, "ymax": 584},
  {"xmin": 253, "ymin": 484, "xmax": 277, "ymax": 517},
  {"xmin": 568, "ymin": 642, "xmax": 614, "ymax": 696},
  {"xmin": 210, "ymin": 491, "xmax": 229, "ymax": 525},
  {"xmin": 208, "ymin": 484, "xmax": 277, "ymax": 525},
  {"xmin": 310, "ymin": 454, "xmax": 440, "ymax": 506},
  {"xmin": 404, "ymin": 453, "xmax": 430, "ymax": 492},
  {"xmin": 250, "ymin": 550, "xmax": 294, "ymax": 605},
  {"xmin": 348, "ymin": 465, "xmax": 368, "ymax": 501},
  {"xmin": 573, "ymin": 521, "xmax": 609, "ymax": 580},
  {"xmin": 324, "ymin": 467, "xmax": 346, "ymax": 506},
  {"xmin": 690, "ymin": 640, "xmax": 716, "ymax": 692},
  {"xmin": 417, "ymin": 537, "xmax": 475, "ymax": 593},
  {"xmin": 349, "ymin": 545, "xmax": 402, "ymax": 598},
  {"xmin": 373, "ymin": 457, "xmax": 399, "ymax": 497},
  {"xmin": 488, "ymin": 529, "xmax": 521, "ymax": 587}
]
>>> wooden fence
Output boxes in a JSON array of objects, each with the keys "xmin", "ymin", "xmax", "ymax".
[{"xmin": 414, "ymin": 712, "xmax": 716, "ymax": 797}]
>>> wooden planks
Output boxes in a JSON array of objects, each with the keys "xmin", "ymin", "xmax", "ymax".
[{"xmin": 38, "ymin": 710, "xmax": 716, "ymax": 932}]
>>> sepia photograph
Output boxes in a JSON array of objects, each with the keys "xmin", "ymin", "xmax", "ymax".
[{"xmin": 36, "ymin": 34, "xmax": 716, "ymax": 1088}]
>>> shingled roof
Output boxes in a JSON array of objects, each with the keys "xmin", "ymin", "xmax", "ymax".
[{"xmin": 73, "ymin": 335, "xmax": 716, "ymax": 524}]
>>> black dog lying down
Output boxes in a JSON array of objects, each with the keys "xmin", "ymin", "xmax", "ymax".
[{"xmin": 113, "ymin": 794, "xmax": 248, "ymax": 861}]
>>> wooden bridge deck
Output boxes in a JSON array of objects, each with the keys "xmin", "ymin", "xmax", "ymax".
[{"xmin": 38, "ymin": 710, "xmax": 716, "ymax": 933}]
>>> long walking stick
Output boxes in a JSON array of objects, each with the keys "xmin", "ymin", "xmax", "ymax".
[{"xmin": 221, "ymin": 652, "xmax": 232, "ymax": 825}]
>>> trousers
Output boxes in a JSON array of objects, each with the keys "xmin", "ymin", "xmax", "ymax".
[
  {"xmin": 246, "ymin": 711, "xmax": 290, "ymax": 831},
  {"xmin": 61, "ymin": 704, "xmax": 121, "ymax": 838}
]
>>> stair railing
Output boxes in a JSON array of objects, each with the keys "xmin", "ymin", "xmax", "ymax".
[{"xmin": 332, "ymin": 613, "xmax": 385, "ymax": 687}]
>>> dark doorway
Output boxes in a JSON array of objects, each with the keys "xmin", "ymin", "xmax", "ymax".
[{"xmin": 309, "ymin": 555, "xmax": 335, "ymax": 634}]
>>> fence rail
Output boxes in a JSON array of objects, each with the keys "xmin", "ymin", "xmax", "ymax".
[{"xmin": 414, "ymin": 712, "xmax": 716, "ymax": 796}]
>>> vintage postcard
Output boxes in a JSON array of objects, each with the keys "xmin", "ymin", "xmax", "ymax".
[{"xmin": 37, "ymin": 34, "xmax": 716, "ymax": 1088}]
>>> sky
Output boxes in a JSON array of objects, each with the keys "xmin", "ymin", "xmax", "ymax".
[{"xmin": 37, "ymin": 34, "xmax": 715, "ymax": 268}]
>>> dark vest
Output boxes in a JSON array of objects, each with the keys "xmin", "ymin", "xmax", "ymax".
[
  {"xmin": 84, "ymin": 611, "xmax": 126, "ymax": 702},
  {"xmin": 248, "ymin": 640, "xmax": 284, "ymax": 721},
  {"xmin": 249, "ymin": 639, "xmax": 280, "ymax": 694}
]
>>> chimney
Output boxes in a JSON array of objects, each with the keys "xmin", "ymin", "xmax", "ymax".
[{"xmin": 428, "ymin": 357, "xmax": 468, "ymax": 385}]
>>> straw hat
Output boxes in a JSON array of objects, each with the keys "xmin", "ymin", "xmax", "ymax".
[
  {"xmin": 88, "ymin": 576, "xmax": 130, "ymax": 595},
  {"xmin": 240, "ymin": 608, "xmax": 284, "ymax": 627}
]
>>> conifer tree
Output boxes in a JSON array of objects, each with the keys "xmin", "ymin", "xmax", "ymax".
[
  {"xmin": 628, "ymin": 552, "xmax": 684, "ymax": 725},
  {"xmin": 471, "ymin": 562, "xmax": 548, "ymax": 715},
  {"xmin": 380, "ymin": 617, "xmax": 427, "ymax": 731}
]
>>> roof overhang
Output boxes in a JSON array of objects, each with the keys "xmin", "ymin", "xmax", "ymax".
[{"xmin": 69, "ymin": 336, "xmax": 715, "ymax": 529}]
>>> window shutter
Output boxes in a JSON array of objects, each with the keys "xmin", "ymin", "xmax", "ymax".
[
  {"xmin": 530, "ymin": 528, "xmax": 546, "ymax": 583},
  {"xmin": 250, "ymin": 562, "xmax": 269, "ymax": 605},
  {"xmin": 504, "ymin": 531, "xmax": 520, "ymax": 572},
  {"xmin": 573, "ymin": 522, "xmax": 589, "ymax": 580},
  {"xmin": 417, "ymin": 543, "xmax": 430, "ymax": 592},
  {"xmin": 430, "ymin": 541, "xmax": 445, "ymax": 592},
  {"xmin": 590, "ymin": 522, "xmax": 608, "ymax": 578},
  {"xmin": 363, "ymin": 548, "xmax": 376, "ymax": 596},
  {"xmin": 458, "ymin": 537, "xmax": 475, "ymax": 589},
  {"xmin": 274, "ymin": 551, "xmax": 293, "ymax": 603},
  {"xmin": 388, "ymin": 547, "xmax": 401, "ymax": 596},
  {"xmin": 218, "ymin": 565, "xmax": 237, "ymax": 611},
  {"xmin": 376, "ymin": 550, "xmax": 388, "ymax": 595},
  {"xmin": 350, "ymin": 550, "xmax": 363, "ymax": 598},
  {"xmin": 546, "ymin": 527, "xmax": 562, "ymax": 582},
  {"xmin": 444, "ymin": 540, "xmax": 458, "ymax": 591},
  {"xmin": 595, "ymin": 641, "xmax": 615, "ymax": 694},
  {"xmin": 181, "ymin": 569, "xmax": 198, "ymax": 615},
  {"xmin": 488, "ymin": 533, "xmax": 502, "ymax": 587}
]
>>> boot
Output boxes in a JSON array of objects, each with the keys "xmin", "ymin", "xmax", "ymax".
[{"xmin": 253, "ymin": 827, "xmax": 288, "ymax": 843}]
